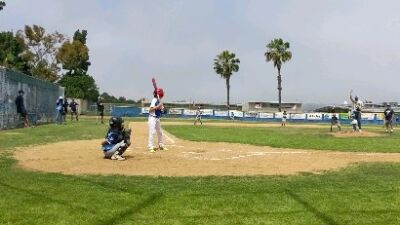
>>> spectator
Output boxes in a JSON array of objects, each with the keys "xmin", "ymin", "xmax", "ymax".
[
  {"xmin": 69, "ymin": 99, "xmax": 79, "ymax": 121},
  {"xmin": 15, "ymin": 90, "xmax": 29, "ymax": 127},
  {"xmin": 63, "ymin": 98, "xmax": 69, "ymax": 122},
  {"xmin": 97, "ymin": 96, "xmax": 105, "ymax": 124},
  {"xmin": 56, "ymin": 96, "xmax": 65, "ymax": 124}
]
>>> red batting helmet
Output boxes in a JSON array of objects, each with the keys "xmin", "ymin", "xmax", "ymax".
[{"xmin": 154, "ymin": 88, "xmax": 164, "ymax": 98}]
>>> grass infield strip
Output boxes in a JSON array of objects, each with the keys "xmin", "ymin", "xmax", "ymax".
[{"xmin": 0, "ymin": 120, "xmax": 399, "ymax": 224}]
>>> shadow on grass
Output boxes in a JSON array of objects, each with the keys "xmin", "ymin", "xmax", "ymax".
[
  {"xmin": 286, "ymin": 189, "xmax": 339, "ymax": 225},
  {"xmin": 97, "ymin": 192, "xmax": 163, "ymax": 225},
  {"xmin": 0, "ymin": 181, "xmax": 97, "ymax": 214}
]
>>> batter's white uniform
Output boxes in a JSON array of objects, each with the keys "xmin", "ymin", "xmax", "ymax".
[{"xmin": 148, "ymin": 98, "xmax": 163, "ymax": 148}]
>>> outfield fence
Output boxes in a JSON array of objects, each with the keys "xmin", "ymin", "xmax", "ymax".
[
  {"xmin": 0, "ymin": 68, "xmax": 64, "ymax": 129},
  {"xmin": 111, "ymin": 106, "xmax": 399, "ymax": 125}
]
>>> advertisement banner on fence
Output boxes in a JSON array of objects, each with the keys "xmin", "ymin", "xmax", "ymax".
[
  {"xmin": 229, "ymin": 110, "xmax": 243, "ymax": 118},
  {"xmin": 183, "ymin": 109, "xmax": 196, "ymax": 116},
  {"xmin": 307, "ymin": 113, "xmax": 323, "ymax": 120},
  {"xmin": 141, "ymin": 107, "xmax": 149, "ymax": 114},
  {"xmin": 339, "ymin": 113, "xmax": 349, "ymax": 120},
  {"xmin": 244, "ymin": 111, "xmax": 258, "ymax": 118},
  {"xmin": 323, "ymin": 113, "xmax": 335, "ymax": 120},
  {"xmin": 214, "ymin": 110, "xmax": 228, "ymax": 117},
  {"xmin": 376, "ymin": 113, "xmax": 384, "ymax": 120},
  {"xmin": 259, "ymin": 112, "xmax": 274, "ymax": 119},
  {"xmin": 275, "ymin": 112, "xmax": 283, "ymax": 119},
  {"xmin": 290, "ymin": 113, "xmax": 306, "ymax": 120},
  {"xmin": 168, "ymin": 108, "xmax": 183, "ymax": 115},
  {"xmin": 201, "ymin": 109, "xmax": 214, "ymax": 116},
  {"xmin": 361, "ymin": 113, "xmax": 375, "ymax": 121}
]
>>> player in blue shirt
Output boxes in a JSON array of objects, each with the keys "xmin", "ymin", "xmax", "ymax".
[
  {"xmin": 147, "ymin": 88, "xmax": 167, "ymax": 152},
  {"xmin": 350, "ymin": 90, "xmax": 364, "ymax": 132},
  {"xmin": 101, "ymin": 117, "xmax": 131, "ymax": 161},
  {"xmin": 56, "ymin": 96, "xmax": 65, "ymax": 124}
]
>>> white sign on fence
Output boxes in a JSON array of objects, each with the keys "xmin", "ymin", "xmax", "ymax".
[
  {"xmin": 259, "ymin": 112, "xmax": 274, "ymax": 119},
  {"xmin": 214, "ymin": 111, "xmax": 228, "ymax": 117},
  {"xmin": 376, "ymin": 113, "xmax": 384, "ymax": 121},
  {"xmin": 361, "ymin": 113, "xmax": 375, "ymax": 121},
  {"xmin": 201, "ymin": 109, "xmax": 214, "ymax": 116},
  {"xmin": 168, "ymin": 108, "xmax": 183, "ymax": 115},
  {"xmin": 275, "ymin": 112, "xmax": 283, "ymax": 119},
  {"xmin": 244, "ymin": 112, "xmax": 258, "ymax": 118},
  {"xmin": 290, "ymin": 113, "xmax": 306, "ymax": 120},
  {"xmin": 183, "ymin": 109, "xmax": 196, "ymax": 116},
  {"xmin": 307, "ymin": 113, "xmax": 323, "ymax": 120},
  {"xmin": 229, "ymin": 110, "xmax": 243, "ymax": 117}
]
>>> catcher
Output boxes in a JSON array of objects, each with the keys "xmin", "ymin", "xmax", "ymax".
[{"xmin": 101, "ymin": 117, "xmax": 131, "ymax": 161}]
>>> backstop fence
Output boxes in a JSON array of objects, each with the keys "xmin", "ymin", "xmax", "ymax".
[{"xmin": 0, "ymin": 68, "xmax": 64, "ymax": 129}]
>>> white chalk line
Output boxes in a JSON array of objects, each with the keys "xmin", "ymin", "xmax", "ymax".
[
  {"xmin": 179, "ymin": 148, "xmax": 400, "ymax": 161},
  {"xmin": 163, "ymin": 131, "xmax": 176, "ymax": 144}
]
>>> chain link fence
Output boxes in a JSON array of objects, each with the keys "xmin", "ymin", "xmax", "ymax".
[{"xmin": 0, "ymin": 68, "xmax": 64, "ymax": 129}]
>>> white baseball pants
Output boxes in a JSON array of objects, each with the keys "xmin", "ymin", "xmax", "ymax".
[{"xmin": 148, "ymin": 116, "xmax": 163, "ymax": 148}]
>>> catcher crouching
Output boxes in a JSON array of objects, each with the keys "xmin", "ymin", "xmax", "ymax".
[{"xmin": 101, "ymin": 117, "xmax": 131, "ymax": 161}]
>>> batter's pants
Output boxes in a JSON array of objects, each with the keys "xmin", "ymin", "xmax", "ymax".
[{"xmin": 148, "ymin": 116, "xmax": 163, "ymax": 148}]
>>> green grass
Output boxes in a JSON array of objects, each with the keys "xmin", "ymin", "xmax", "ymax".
[
  {"xmin": 1, "ymin": 119, "xmax": 400, "ymax": 224},
  {"xmin": 0, "ymin": 119, "xmax": 108, "ymax": 150},
  {"xmin": 163, "ymin": 125, "xmax": 400, "ymax": 152}
]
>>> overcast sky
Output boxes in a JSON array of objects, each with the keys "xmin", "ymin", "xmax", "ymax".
[{"xmin": 1, "ymin": 0, "xmax": 400, "ymax": 104}]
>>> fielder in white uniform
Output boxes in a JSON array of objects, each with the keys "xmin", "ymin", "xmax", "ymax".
[{"xmin": 148, "ymin": 88, "xmax": 168, "ymax": 153}]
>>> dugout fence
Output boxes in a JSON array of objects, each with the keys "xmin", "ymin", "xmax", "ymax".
[{"xmin": 0, "ymin": 68, "xmax": 64, "ymax": 129}]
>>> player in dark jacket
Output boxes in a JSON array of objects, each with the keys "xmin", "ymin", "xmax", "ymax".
[
  {"xmin": 97, "ymin": 97, "xmax": 105, "ymax": 124},
  {"xmin": 63, "ymin": 98, "xmax": 69, "ymax": 122},
  {"xmin": 101, "ymin": 117, "xmax": 131, "ymax": 161},
  {"xmin": 15, "ymin": 90, "xmax": 29, "ymax": 127},
  {"xmin": 384, "ymin": 105, "xmax": 395, "ymax": 133},
  {"xmin": 69, "ymin": 99, "xmax": 79, "ymax": 121}
]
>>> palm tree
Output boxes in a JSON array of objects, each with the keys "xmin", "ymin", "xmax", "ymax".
[
  {"xmin": 265, "ymin": 38, "xmax": 292, "ymax": 112},
  {"xmin": 213, "ymin": 50, "xmax": 240, "ymax": 108}
]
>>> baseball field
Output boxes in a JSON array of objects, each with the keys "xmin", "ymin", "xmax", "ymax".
[{"xmin": 1, "ymin": 118, "xmax": 400, "ymax": 224}]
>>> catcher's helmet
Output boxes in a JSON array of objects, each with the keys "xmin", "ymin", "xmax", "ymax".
[
  {"xmin": 153, "ymin": 88, "xmax": 164, "ymax": 98},
  {"xmin": 109, "ymin": 117, "xmax": 124, "ymax": 129}
]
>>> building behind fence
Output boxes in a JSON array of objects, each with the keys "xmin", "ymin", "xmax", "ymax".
[{"xmin": 0, "ymin": 68, "xmax": 64, "ymax": 129}]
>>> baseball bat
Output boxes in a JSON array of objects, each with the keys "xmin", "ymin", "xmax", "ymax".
[
  {"xmin": 152, "ymin": 78, "xmax": 163, "ymax": 111},
  {"xmin": 152, "ymin": 78, "xmax": 160, "ymax": 100}
]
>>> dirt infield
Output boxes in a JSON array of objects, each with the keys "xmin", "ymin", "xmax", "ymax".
[
  {"xmin": 14, "ymin": 122, "xmax": 400, "ymax": 176},
  {"xmin": 330, "ymin": 130, "xmax": 383, "ymax": 138}
]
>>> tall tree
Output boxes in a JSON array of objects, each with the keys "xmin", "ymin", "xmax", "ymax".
[
  {"xmin": 56, "ymin": 30, "xmax": 90, "ymax": 75},
  {"xmin": 0, "ymin": 31, "xmax": 30, "ymax": 74},
  {"xmin": 213, "ymin": 50, "xmax": 240, "ymax": 108},
  {"xmin": 58, "ymin": 74, "xmax": 99, "ymax": 101},
  {"xmin": 0, "ymin": 1, "xmax": 5, "ymax": 11},
  {"xmin": 17, "ymin": 25, "xmax": 65, "ymax": 82},
  {"xmin": 265, "ymin": 38, "xmax": 292, "ymax": 112},
  {"xmin": 57, "ymin": 29, "xmax": 99, "ymax": 101}
]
